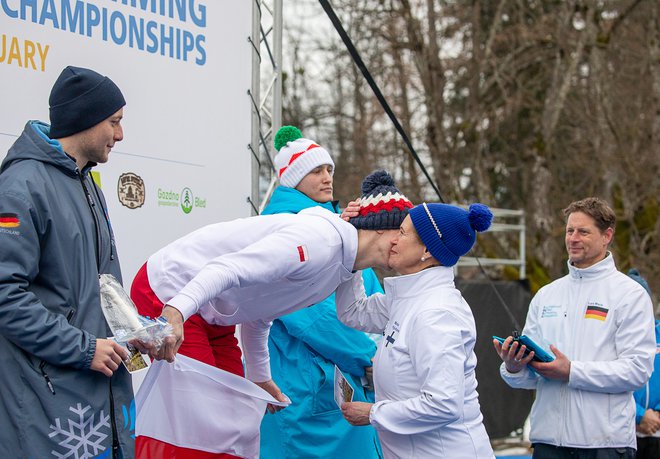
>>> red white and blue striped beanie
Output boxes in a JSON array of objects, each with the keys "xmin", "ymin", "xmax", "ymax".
[
  {"xmin": 273, "ymin": 126, "xmax": 334, "ymax": 188},
  {"xmin": 350, "ymin": 170, "xmax": 413, "ymax": 230}
]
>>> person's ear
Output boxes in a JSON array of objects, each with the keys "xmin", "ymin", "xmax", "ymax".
[{"xmin": 603, "ymin": 227, "xmax": 614, "ymax": 245}]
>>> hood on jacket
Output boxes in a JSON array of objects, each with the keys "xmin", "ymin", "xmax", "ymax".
[{"xmin": 1, "ymin": 121, "xmax": 77, "ymax": 176}]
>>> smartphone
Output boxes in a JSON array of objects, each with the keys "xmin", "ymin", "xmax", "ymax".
[{"xmin": 493, "ymin": 334, "xmax": 555, "ymax": 363}]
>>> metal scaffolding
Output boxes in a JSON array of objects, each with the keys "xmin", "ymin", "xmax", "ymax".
[
  {"xmin": 250, "ymin": 0, "xmax": 283, "ymax": 215},
  {"xmin": 250, "ymin": 2, "xmax": 526, "ymax": 280}
]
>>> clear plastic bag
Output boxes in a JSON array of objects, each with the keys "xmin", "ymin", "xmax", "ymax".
[{"xmin": 99, "ymin": 274, "xmax": 173, "ymax": 350}]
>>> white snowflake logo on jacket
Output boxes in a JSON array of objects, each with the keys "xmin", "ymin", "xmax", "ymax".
[{"xmin": 48, "ymin": 403, "xmax": 110, "ymax": 458}]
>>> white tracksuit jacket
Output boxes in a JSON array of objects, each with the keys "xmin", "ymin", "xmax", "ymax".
[
  {"xmin": 146, "ymin": 206, "xmax": 357, "ymax": 382},
  {"xmin": 336, "ymin": 266, "xmax": 495, "ymax": 459},
  {"xmin": 500, "ymin": 253, "xmax": 655, "ymax": 448}
]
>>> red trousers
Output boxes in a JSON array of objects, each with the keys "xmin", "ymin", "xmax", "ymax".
[{"xmin": 131, "ymin": 263, "xmax": 244, "ymax": 458}]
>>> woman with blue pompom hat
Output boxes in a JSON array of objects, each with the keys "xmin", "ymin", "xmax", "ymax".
[{"xmin": 338, "ymin": 201, "xmax": 496, "ymax": 458}]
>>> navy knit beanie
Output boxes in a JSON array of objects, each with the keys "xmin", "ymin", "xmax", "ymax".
[
  {"xmin": 49, "ymin": 66, "xmax": 125, "ymax": 138},
  {"xmin": 409, "ymin": 202, "xmax": 493, "ymax": 267},
  {"xmin": 349, "ymin": 170, "xmax": 413, "ymax": 230}
]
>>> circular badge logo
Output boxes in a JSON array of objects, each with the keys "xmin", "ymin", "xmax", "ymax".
[
  {"xmin": 117, "ymin": 173, "xmax": 145, "ymax": 209},
  {"xmin": 180, "ymin": 187, "xmax": 194, "ymax": 214}
]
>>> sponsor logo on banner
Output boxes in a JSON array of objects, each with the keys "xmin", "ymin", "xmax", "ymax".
[
  {"xmin": 157, "ymin": 187, "xmax": 207, "ymax": 214},
  {"xmin": 180, "ymin": 187, "xmax": 194, "ymax": 214},
  {"xmin": 91, "ymin": 171, "xmax": 102, "ymax": 188},
  {"xmin": 117, "ymin": 173, "xmax": 146, "ymax": 209}
]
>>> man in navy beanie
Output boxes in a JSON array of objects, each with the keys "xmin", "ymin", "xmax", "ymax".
[{"xmin": 0, "ymin": 66, "xmax": 134, "ymax": 457}]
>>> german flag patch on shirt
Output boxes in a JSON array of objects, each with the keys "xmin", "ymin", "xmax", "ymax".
[
  {"xmin": 0, "ymin": 213, "xmax": 20, "ymax": 228},
  {"xmin": 584, "ymin": 304, "xmax": 608, "ymax": 321}
]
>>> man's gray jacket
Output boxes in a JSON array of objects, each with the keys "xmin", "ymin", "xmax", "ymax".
[{"xmin": 0, "ymin": 121, "xmax": 134, "ymax": 458}]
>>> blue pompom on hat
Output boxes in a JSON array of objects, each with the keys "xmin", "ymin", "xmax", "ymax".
[
  {"xmin": 49, "ymin": 66, "xmax": 125, "ymax": 138},
  {"xmin": 349, "ymin": 170, "xmax": 413, "ymax": 230},
  {"xmin": 409, "ymin": 202, "xmax": 493, "ymax": 267},
  {"xmin": 628, "ymin": 268, "xmax": 652, "ymax": 297}
]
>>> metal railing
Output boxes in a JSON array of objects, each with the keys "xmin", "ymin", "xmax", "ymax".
[{"xmin": 457, "ymin": 207, "xmax": 526, "ymax": 279}]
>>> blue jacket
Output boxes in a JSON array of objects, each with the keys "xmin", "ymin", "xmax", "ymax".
[
  {"xmin": 634, "ymin": 320, "xmax": 660, "ymax": 424},
  {"xmin": 0, "ymin": 122, "xmax": 134, "ymax": 458},
  {"xmin": 260, "ymin": 186, "xmax": 383, "ymax": 458}
]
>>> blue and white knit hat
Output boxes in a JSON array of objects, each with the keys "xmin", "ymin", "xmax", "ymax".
[
  {"xmin": 409, "ymin": 202, "xmax": 493, "ymax": 267},
  {"xmin": 273, "ymin": 126, "xmax": 334, "ymax": 188}
]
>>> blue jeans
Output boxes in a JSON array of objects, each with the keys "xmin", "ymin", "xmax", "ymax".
[{"xmin": 532, "ymin": 443, "xmax": 635, "ymax": 459}]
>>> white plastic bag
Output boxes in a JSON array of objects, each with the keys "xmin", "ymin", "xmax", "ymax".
[{"xmin": 99, "ymin": 273, "xmax": 173, "ymax": 349}]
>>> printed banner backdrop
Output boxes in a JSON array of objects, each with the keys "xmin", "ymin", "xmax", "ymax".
[{"xmin": 0, "ymin": 0, "xmax": 253, "ymax": 285}]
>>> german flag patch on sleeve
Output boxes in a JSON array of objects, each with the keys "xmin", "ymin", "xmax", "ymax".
[{"xmin": 0, "ymin": 213, "xmax": 20, "ymax": 228}]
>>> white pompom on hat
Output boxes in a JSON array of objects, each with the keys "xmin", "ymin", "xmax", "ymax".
[{"xmin": 273, "ymin": 126, "xmax": 334, "ymax": 188}]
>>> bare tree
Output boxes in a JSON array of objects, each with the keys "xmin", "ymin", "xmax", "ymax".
[{"xmin": 281, "ymin": 0, "xmax": 659, "ymax": 294}]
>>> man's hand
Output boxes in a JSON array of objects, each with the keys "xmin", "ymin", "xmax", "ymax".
[
  {"xmin": 493, "ymin": 336, "xmax": 534, "ymax": 373},
  {"xmin": 529, "ymin": 345, "xmax": 571, "ymax": 381},
  {"xmin": 638, "ymin": 409, "xmax": 660, "ymax": 435},
  {"xmin": 341, "ymin": 401, "xmax": 373, "ymax": 426},
  {"xmin": 91, "ymin": 339, "xmax": 129, "ymax": 377},
  {"xmin": 142, "ymin": 305, "xmax": 183, "ymax": 362},
  {"xmin": 340, "ymin": 199, "xmax": 361, "ymax": 221},
  {"xmin": 255, "ymin": 379, "xmax": 288, "ymax": 414}
]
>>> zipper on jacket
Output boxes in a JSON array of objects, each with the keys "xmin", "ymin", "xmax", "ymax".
[
  {"xmin": 91, "ymin": 179, "xmax": 116, "ymax": 261},
  {"xmin": 75, "ymin": 175, "xmax": 118, "ymax": 453},
  {"xmin": 77, "ymin": 170, "xmax": 101, "ymax": 271},
  {"xmin": 109, "ymin": 381, "xmax": 120, "ymax": 457},
  {"xmin": 38, "ymin": 309, "xmax": 75, "ymax": 396},
  {"xmin": 561, "ymin": 274, "xmax": 582, "ymax": 445},
  {"xmin": 39, "ymin": 361, "xmax": 56, "ymax": 395}
]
